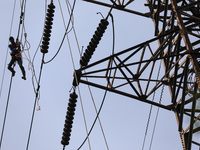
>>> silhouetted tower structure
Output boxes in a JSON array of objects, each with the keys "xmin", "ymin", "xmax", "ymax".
[{"xmin": 72, "ymin": 0, "xmax": 200, "ymax": 149}]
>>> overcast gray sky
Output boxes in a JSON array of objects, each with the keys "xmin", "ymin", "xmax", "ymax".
[{"xmin": 0, "ymin": 0, "xmax": 184, "ymax": 150}]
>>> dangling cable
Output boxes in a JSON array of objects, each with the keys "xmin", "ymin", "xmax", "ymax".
[{"xmin": 0, "ymin": 75, "xmax": 14, "ymax": 149}]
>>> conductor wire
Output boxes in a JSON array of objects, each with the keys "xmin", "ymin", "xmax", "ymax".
[
  {"xmin": 16, "ymin": 0, "xmax": 27, "ymax": 41},
  {"xmin": 77, "ymin": 12, "xmax": 116, "ymax": 150},
  {"xmin": 0, "ymin": 75, "xmax": 14, "ymax": 149},
  {"xmin": 30, "ymin": 0, "xmax": 47, "ymax": 99},
  {"xmin": 0, "ymin": 0, "xmax": 17, "ymax": 103},
  {"xmin": 26, "ymin": 54, "xmax": 45, "ymax": 150},
  {"xmin": 0, "ymin": 0, "xmax": 17, "ymax": 148},
  {"xmin": 57, "ymin": 1, "xmax": 91, "ymax": 149},
  {"xmin": 44, "ymin": 0, "xmax": 76, "ymax": 64}
]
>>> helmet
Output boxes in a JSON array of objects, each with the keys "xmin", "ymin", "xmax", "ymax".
[{"xmin": 9, "ymin": 36, "xmax": 14, "ymax": 43}]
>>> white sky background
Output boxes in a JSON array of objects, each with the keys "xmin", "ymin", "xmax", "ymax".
[{"xmin": 0, "ymin": 0, "xmax": 186, "ymax": 150}]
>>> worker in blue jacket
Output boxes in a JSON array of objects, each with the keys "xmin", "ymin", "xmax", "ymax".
[{"xmin": 8, "ymin": 36, "xmax": 26, "ymax": 80}]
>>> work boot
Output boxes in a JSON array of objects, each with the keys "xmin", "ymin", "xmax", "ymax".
[
  {"xmin": 12, "ymin": 71, "xmax": 15, "ymax": 77},
  {"xmin": 22, "ymin": 75, "xmax": 26, "ymax": 80}
]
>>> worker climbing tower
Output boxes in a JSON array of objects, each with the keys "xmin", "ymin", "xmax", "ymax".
[{"xmin": 67, "ymin": 0, "xmax": 200, "ymax": 150}]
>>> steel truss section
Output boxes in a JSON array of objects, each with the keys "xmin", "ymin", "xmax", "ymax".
[{"xmin": 75, "ymin": 0, "xmax": 200, "ymax": 149}]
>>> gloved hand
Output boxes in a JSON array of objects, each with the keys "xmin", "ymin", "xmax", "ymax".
[{"xmin": 10, "ymin": 52, "xmax": 15, "ymax": 57}]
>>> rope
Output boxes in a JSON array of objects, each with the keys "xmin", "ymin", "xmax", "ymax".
[
  {"xmin": 0, "ymin": 75, "xmax": 14, "ymax": 149},
  {"xmin": 26, "ymin": 54, "xmax": 45, "ymax": 150},
  {"xmin": 142, "ymin": 59, "xmax": 162, "ymax": 150}
]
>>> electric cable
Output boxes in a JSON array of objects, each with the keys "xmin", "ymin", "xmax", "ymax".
[
  {"xmin": 65, "ymin": 0, "xmax": 74, "ymax": 34},
  {"xmin": 77, "ymin": 88, "xmax": 108, "ymax": 150},
  {"xmin": 44, "ymin": 0, "xmax": 76, "ymax": 64},
  {"xmin": 77, "ymin": 12, "xmax": 116, "ymax": 150},
  {"xmin": 64, "ymin": 0, "xmax": 78, "ymax": 54},
  {"xmin": 26, "ymin": 0, "xmax": 57, "ymax": 148},
  {"xmin": 18, "ymin": 0, "xmax": 27, "ymax": 44},
  {"xmin": 19, "ymin": 0, "xmax": 42, "ymax": 108},
  {"xmin": 16, "ymin": 0, "xmax": 27, "ymax": 41},
  {"xmin": 30, "ymin": 0, "xmax": 47, "ymax": 102},
  {"xmin": 26, "ymin": 54, "xmax": 45, "ymax": 150},
  {"xmin": 0, "ymin": 0, "xmax": 27, "ymax": 145},
  {"xmin": 58, "ymin": 0, "xmax": 91, "ymax": 148},
  {"xmin": 31, "ymin": 0, "xmax": 48, "ymax": 64},
  {"xmin": 142, "ymin": 59, "xmax": 162, "ymax": 150},
  {"xmin": 149, "ymin": 84, "xmax": 165, "ymax": 150},
  {"xmin": 0, "ymin": 0, "xmax": 21, "ymax": 148},
  {"xmin": 59, "ymin": 0, "xmax": 93, "ymax": 148},
  {"xmin": 0, "ymin": 0, "xmax": 17, "ymax": 104},
  {"xmin": 26, "ymin": 1, "xmax": 56, "ymax": 149},
  {"xmin": 61, "ymin": 1, "xmax": 116, "ymax": 149},
  {"xmin": 0, "ymin": 75, "xmax": 14, "ymax": 149}
]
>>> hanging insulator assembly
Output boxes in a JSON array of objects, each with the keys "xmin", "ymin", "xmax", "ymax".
[
  {"xmin": 41, "ymin": 2, "xmax": 55, "ymax": 53},
  {"xmin": 61, "ymin": 92, "xmax": 78, "ymax": 146},
  {"xmin": 80, "ymin": 19, "xmax": 109, "ymax": 67}
]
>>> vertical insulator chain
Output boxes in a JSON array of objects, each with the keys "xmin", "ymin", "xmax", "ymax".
[
  {"xmin": 41, "ymin": 2, "xmax": 55, "ymax": 53},
  {"xmin": 61, "ymin": 92, "xmax": 78, "ymax": 146},
  {"xmin": 80, "ymin": 19, "xmax": 109, "ymax": 67}
]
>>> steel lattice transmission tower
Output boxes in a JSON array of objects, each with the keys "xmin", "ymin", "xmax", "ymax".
[{"xmin": 73, "ymin": 0, "xmax": 200, "ymax": 149}]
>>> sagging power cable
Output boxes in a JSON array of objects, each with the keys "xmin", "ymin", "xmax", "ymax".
[
  {"xmin": 43, "ymin": 0, "xmax": 77, "ymax": 64},
  {"xmin": 77, "ymin": 88, "xmax": 109, "ymax": 150},
  {"xmin": 61, "ymin": 1, "xmax": 116, "ymax": 149},
  {"xmin": 26, "ymin": 54, "xmax": 45, "ymax": 150},
  {"xmin": 60, "ymin": 0, "xmax": 92, "ymax": 148},
  {"xmin": 0, "ymin": 0, "xmax": 27, "ymax": 148},
  {"xmin": 0, "ymin": 75, "xmax": 14, "ymax": 150},
  {"xmin": 77, "ymin": 12, "xmax": 116, "ymax": 150},
  {"xmin": 30, "ymin": 0, "xmax": 48, "ymax": 99},
  {"xmin": 0, "ymin": 0, "xmax": 17, "ymax": 103},
  {"xmin": 26, "ymin": 1, "xmax": 55, "ymax": 150}
]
